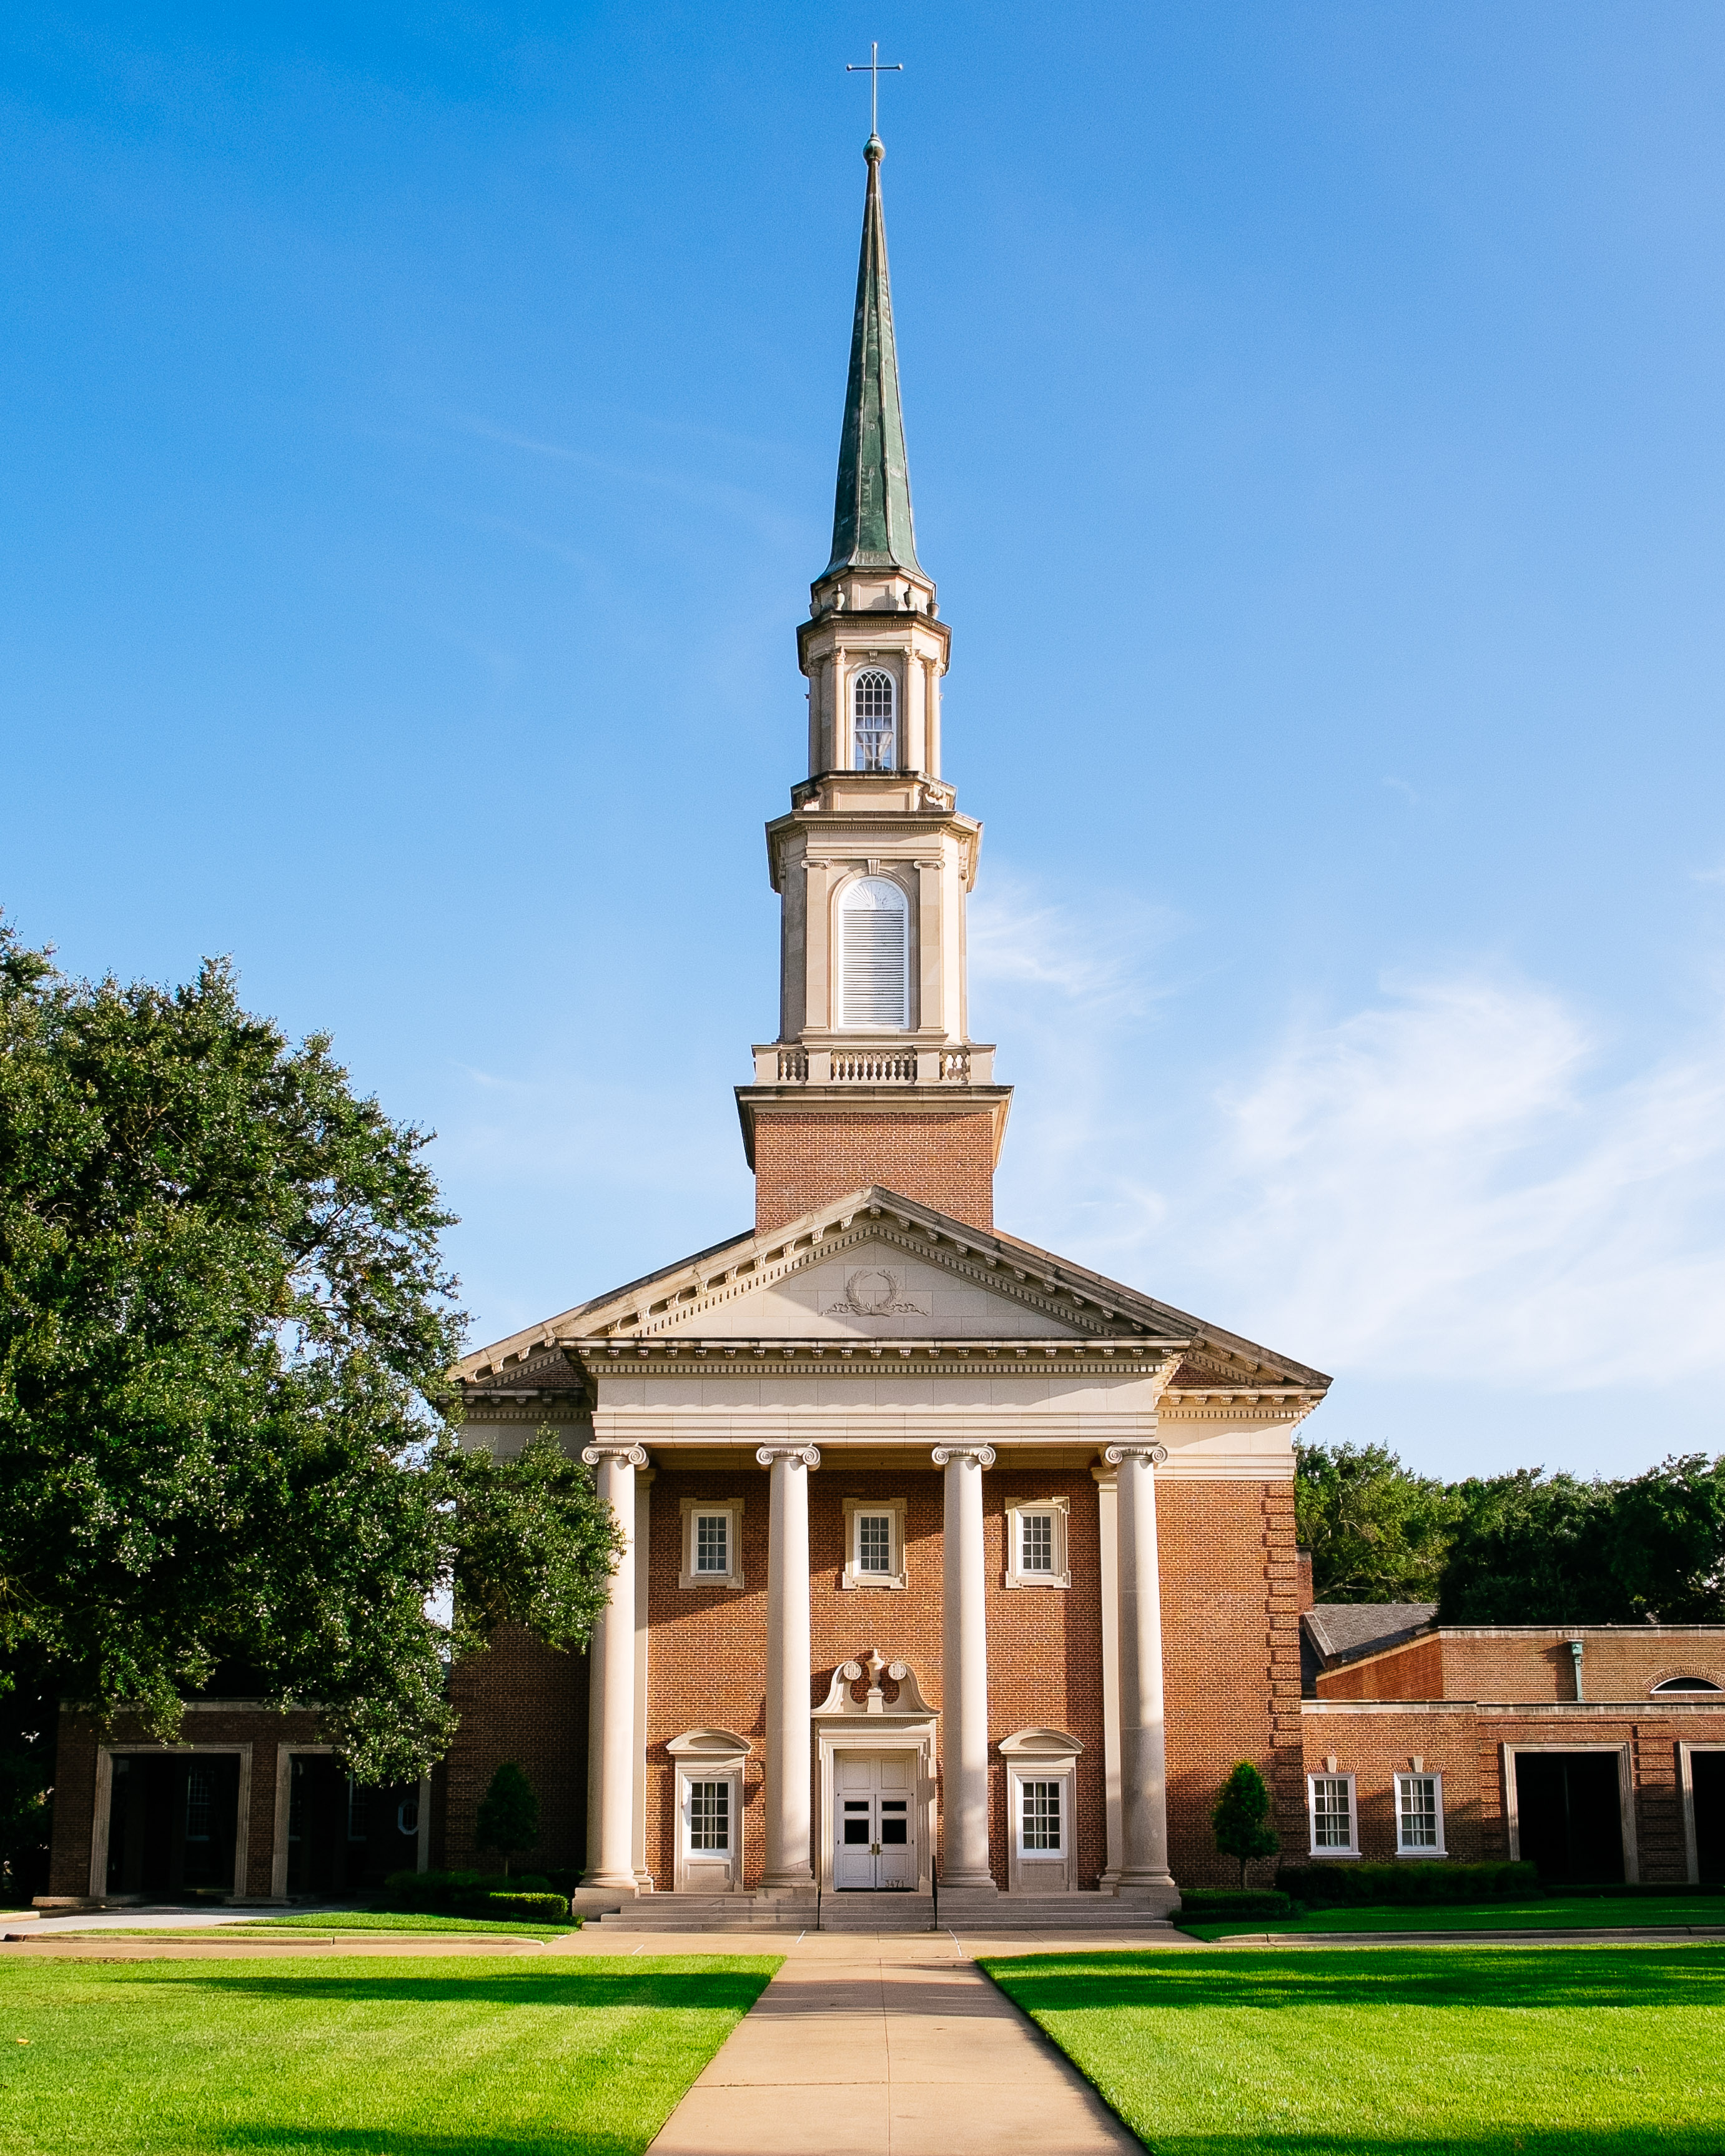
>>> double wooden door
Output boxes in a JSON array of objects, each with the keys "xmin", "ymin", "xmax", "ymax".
[{"xmin": 834, "ymin": 1752, "xmax": 917, "ymax": 1890}]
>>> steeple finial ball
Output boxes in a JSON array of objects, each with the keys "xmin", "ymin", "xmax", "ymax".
[{"xmin": 865, "ymin": 132, "xmax": 884, "ymax": 165}]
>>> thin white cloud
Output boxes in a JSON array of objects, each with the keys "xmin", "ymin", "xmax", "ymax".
[{"xmin": 1197, "ymin": 974, "xmax": 1725, "ymax": 1389}]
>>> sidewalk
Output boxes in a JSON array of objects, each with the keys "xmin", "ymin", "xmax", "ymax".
[{"xmin": 630, "ymin": 1929, "xmax": 1172, "ymax": 2156}]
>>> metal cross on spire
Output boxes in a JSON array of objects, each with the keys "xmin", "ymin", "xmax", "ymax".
[{"xmin": 846, "ymin": 41, "xmax": 902, "ymax": 137}]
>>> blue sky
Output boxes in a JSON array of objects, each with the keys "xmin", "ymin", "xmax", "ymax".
[{"xmin": 5, "ymin": 4, "xmax": 1724, "ymax": 1478}]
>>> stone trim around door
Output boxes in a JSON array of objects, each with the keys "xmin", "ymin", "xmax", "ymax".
[
  {"xmin": 666, "ymin": 1728, "xmax": 752, "ymax": 1894},
  {"xmin": 90, "ymin": 1742, "xmax": 254, "ymax": 1903},
  {"xmin": 999, "ymin": 1726, "xmax": 1082, "ymax": 1893},
  {"xmin": 1500, "ymin": 1741, "xmax": 1639, "ymax": 1883},
  {"xmin": 1677, "ymin": 1741, "xmax": 1725, "ymax": 1886},
  {"xmin": 269, "ymin": 1748, "xmax": 433, "ymax": 1897},
  {"xmin": 812, "ymin": 1658, "xmax": 938, "ymax": 1894}
]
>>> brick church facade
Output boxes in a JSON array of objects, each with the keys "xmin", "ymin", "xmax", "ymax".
[{"xmin": 44, "ymin": 130, "xmax": 1725, "ymax": 1921}]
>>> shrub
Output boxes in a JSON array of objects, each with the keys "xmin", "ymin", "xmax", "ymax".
[
  {"xmin": 475, "ymin": 1763, "xmax": 540, "ymax": 1877},
  {"xmin": 1211, "ymin": 1763, "xmax": 1280, "ymax": 1887},
  {"xmin": 1275, "ymin": 1860, "xmax": 1539, "ymax": 1907},
  {"xmin": 460, "ymin": 1892, "xmax": 570, "ymax": 1922},
  {"xmin": 375, "ymin": 1868, "xmax": 555, "ymax": 1916},
  {"xmin": 1177, "ymin": 1888, "xmax": 1294, "ymax": 1919}
]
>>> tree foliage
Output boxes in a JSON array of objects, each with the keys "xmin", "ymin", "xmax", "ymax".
[
  {"xmin": 475, "ymin": 1761, "xmax": 540, "ymax": 1876},
  {"xmin": 1293, "ymin": 1441, "xmax": 1456, "ymax": 1603},
  {"xmin": 1296, "ymin": 1436, "xmax": 1725, "ymax": 1625},
  {"xmin": 0, "ymin": 927, "xmax": 621, "ymax": 1781},
  {"xmin": 1212, "ymin": 1760, "xmax": 1279, "ymax": 1887}
]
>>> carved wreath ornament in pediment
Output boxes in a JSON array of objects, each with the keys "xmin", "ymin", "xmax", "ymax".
[{"xmin": 826, "ymin": 1267, "xmax": 931, "ymax": 1320}]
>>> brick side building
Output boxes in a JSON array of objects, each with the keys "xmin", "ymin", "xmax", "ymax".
[{"xmin": 44, "ymin": 128, "xmax": 1723, "ymax": 1924}]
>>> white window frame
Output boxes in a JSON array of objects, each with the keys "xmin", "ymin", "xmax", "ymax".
[
  {"xmin": 679, "ymin": 1497, "xmax": 746, "ymax": 1591},
  {"xmin": 851, "ymin": 666, "xmax": 897, "ymax": 771},
  {"xmin": 1307, "ymin": 1771, "xmax": 1359, "ymax": 1857},
  {"xmin": 842, "ymin": 1496, "xmax": 908, "ymax": 1591},
  {"xmin": 1393, "ymin": 1770, "xmax": 1447, "ymax": 1857},
  {"xmin": 1006, "ymin": 1497, "xmax": 1070, "ymax": 1589}
]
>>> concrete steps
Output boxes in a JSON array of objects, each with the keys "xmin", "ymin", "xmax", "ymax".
[{"xmin": 588, "ymin": 1889, "xmax": 1175, "ymax": 1934}]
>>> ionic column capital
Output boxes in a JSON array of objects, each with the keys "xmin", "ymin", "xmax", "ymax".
[
  {"xmin": 583, "ymin": 1444, "xmax": 650, "ymax": 1468},
  {"xmin": 931, "ymin": 1444, "xmax": 996, "ymax": 1468},
  {"xmin": 756, "ymin": 1445, "xmax": 822, "ymax": 1469},
  {"xmin": 1104, "ymin": 1443, "xmax": 1167, "ymax": 1467}
]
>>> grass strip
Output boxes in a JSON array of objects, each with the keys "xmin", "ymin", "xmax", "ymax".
[
  {"xmin": 982, "ymin": 1942, "xmax": 1725, "ymax": 2155},
  {"xmin": 0, "ymin": 1951, "xmax": 779, "ymax": 2154},
  {"xmin": 1179, "ymin": 1893, "xmax": 1725, "ymax": 1940}
]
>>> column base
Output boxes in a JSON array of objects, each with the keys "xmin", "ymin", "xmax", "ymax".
[
  {"xmin": 1112, "ymin": 1874, "xmax": 1179, "ymax": 1914},
  {"xmin": 938, "ymin": 1877, "xmax": 999, "ymax": 1898},
  {"xmin": 580, "ymin": 1871, "xmax": 643, "ymax": 1896},
  {"xmin": 757, "ymin": 1872, "xmax": 816, "ymax": 1894}
]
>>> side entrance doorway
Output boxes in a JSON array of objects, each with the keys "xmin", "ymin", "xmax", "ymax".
[
  {"xmin": 105, "ymin": 1753, "xmax": 240, "ymax": 1899},
  {"xmin": 833, "ymin": 1752, "xmax": 917, "ymax": 1891},
  {"xmin": 1513, "ymin": 1750, "xmax": 1626, "ymax": 1885}
]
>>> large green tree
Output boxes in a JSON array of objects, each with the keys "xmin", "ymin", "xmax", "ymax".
[
  {"xmin": 1293, "ymin": 1441, "xmax": 1456, "ymax": 1603},
  {"xmin": 0, "ymin": 927, "xmax": 620, "ymax": 1783}
]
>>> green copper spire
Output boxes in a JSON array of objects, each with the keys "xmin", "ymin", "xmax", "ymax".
[{"xmin": 823, "ymin": 133, "xmax": 924, "ymax": 583}]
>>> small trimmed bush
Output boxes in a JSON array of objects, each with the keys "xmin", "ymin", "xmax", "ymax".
[
  {"xmin": 376, "ymin": 1869, "xmax": 558, "ymax": 1917},
  {"xmin": 462, "ymin": 1892, "xmax": 570, "ymax": 1922},
  {"xmin": 1177, "ymin": 1888, "xmax": 1294, "ymax": 1919},
  {"xmin": 1276, "ymin": 1861, "xmax": 1539, "ymax": 1908}
]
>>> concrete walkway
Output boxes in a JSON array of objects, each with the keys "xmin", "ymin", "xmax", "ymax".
[{"xmin": 642, "ymin": 1930, "xmax": 1162, "ymax": 2156}]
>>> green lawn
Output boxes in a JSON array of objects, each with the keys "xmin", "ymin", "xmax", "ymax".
[
  {"xmin": 1180, "ymin": 1893, "xmax": 1725, "ymax": 1940},
  {"xmin": 78, "ymin": 1912, "xmax": 575, "ymax": 1941},
  {"xmin": 0, "ymin": 1952, "xmax": 779, "ymax": 2154},
  {"xmin": 982, "ymin": 1944, "xmax": 1725, "ymax": 2155}
]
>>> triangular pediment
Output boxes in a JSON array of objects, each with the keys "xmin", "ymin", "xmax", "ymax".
[{"xmin": 455, "ymin": 1186, "xmax": 1330, "ymax": 1395}]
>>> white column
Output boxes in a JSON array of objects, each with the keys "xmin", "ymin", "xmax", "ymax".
[
  {"xmin": 632, "ymin": 1467, "xmax": 655, "ymax": 1889},
  {"xmin": 933, "ymin": 1443, "xmax": 997, "ymax": 1892},
  {"xmin": 1105, "ymin": 1442, "xmax": 1177, "ymax": 1901},
  {"xmin": 581, "ymin": 1443, "xmax": 646, "ymax": 1891},
  {"xmin": 1091, "ymin": 1464, "xmax": 1124, "ymax": 1887},
  {"xmin": 757, "ymin": 1443, "xmax": 821, "ymax": 1891}
]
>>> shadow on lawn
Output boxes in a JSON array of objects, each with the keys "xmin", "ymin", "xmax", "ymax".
[
  {"xmin": 129, "ymin": 1969, "xmax": 772, "ymax": 2012},
  {"xmin": 985, "ymin": 1946, "xmax": 1725, "ymax": 2014},
  {"xmin": 196, "ymin": 2134, "xmax": 650, "ymax": 2155}
]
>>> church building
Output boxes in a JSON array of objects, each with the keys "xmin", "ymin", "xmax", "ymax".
[
  {"xmin": 42, "ymin": 129, "xmax": 1725, "ymax": 1922},
  {"xmin": 441, "ymin": 127, "xmax": 1328, "ymax": 1926}
]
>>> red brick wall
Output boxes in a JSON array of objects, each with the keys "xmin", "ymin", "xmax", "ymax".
[
  {"xmin": 753, "ymin": 1109, "xmax": 997, "ymax": 1232},
  {"xmin": 640, "ymin": 1463, "xmax": 1292, "ymax": 1893},
  {"xmin": 1304, "ymin": 1703, "xmax": 1725, "ymax": 1879},
  {"xmin": 645, "ymin": 1465, "xmax": 1114, "ymax": 1890},
  {"xmin": 49, "ymin": 1706, "xmax": 324, "ymax": 1902},
  {"xmin": 440, "ymin": 1624, "xmax": 589, "ymax": 1873},
  {"xmin": 1159, "ymin": 1478, "xmax": 1305, "ymax": 1888},
  {"xmin": 1437, "ymin": 1630, "xmax": 1725, "ymax": 1703},
  {"xmin": 1301, "ymin": 1708, "xmax": 1486, "ymax": 1861},
  {"xmin": 1318, "ymin": 1634, "xmax": 1446, "ymax": 1701}
]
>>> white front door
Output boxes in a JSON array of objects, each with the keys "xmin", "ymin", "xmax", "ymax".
[{"xmin": 834, "ymin": 1752, "xmax": 917, "ymax": 1890}]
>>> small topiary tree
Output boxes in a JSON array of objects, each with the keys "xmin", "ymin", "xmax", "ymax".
[
  {"xmin": 475, "ymin": 1763, "xmax": 540, "ymax": 1877},
  {"xmin": 1212, "ymin": 1760, "xmax": 1280, "ymax": 1888}
]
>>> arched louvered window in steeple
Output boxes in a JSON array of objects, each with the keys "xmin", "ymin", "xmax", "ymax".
[
  {"xmin": 839, "ymin": 876, "xmax": 909, "ymax": 1029},
  {"xmin": 853, "ymin": 670, "xmax": 896, "ymax": 771}
]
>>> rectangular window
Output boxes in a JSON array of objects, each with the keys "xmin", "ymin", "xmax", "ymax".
[
  {"xmin": 1396, "ymin": 1773, "xmax": 1445, "ymax": 1854},
  {"xmin": 680, "ymin": 1498, "xmax": 744, "ymax": 1590},
  {"xmin": 1308, "ymin": 1774, "xmax": 1355, "ymax": 1853},
  {"xmin": 694, "ymin": 1513, "xmax": 729, "ymax": 1575},
  {"xmin": 688, "ymin": 1780, "xmax": 729, "ymax": 1854},
  {"xmin": 346, "ymin": 1774, "xmax": 367, "ymax": 1843},
  {"xmin": 1022, "ymin": 1779, "xmax": 1062, "ymax": 1852},
  {"xmin": 858, "ymin": 1514, "xmax": 893, "ymax": 1574},
  {"xmin": 1020, "ymin": 1513, "xmax": 1054, "ymax": 1573},
  {"xmin": 1005, "ymin": 1498, "xmax": 1070, "ymax": 1588}
]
